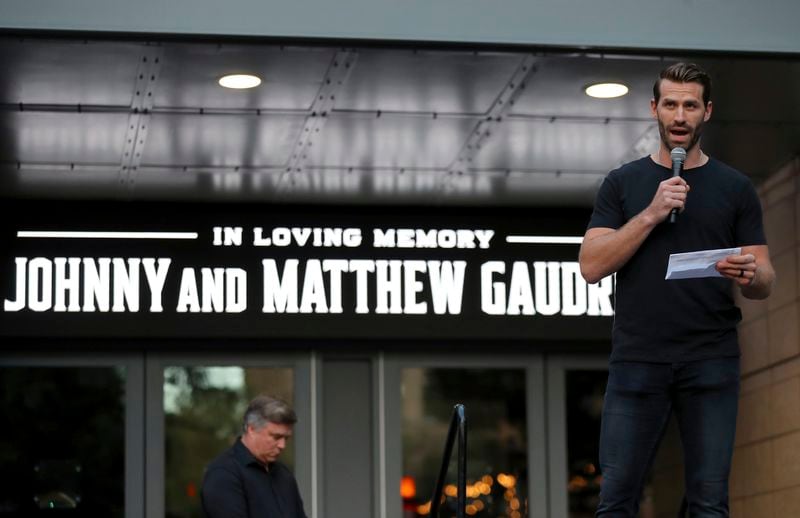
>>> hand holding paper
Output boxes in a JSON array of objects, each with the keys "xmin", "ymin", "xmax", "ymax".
[{"xmin": 665, "ymin": 247, "xmax": 741, "ymax": 280}]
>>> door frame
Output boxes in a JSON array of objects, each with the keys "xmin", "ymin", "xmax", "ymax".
[
  {"xmin": 545, "ymin": 355, "xmax": 608, "ymax": 518},
  {"xmin": 380, "ymin": 352, "xmax": 548, "ymax": 518},
  {"xmin": 144, "ymin": 350, "xmax": 314, "ymax": 518},
  {"xmin": 0, "ymin": 350, "xmax": 146, "ymax": 518}
]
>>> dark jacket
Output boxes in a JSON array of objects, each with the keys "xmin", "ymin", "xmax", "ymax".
[{"xmin": 201, "ymin": 438, "xmax": 307, "ymax": 518}]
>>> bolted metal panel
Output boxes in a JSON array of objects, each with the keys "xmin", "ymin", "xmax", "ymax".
[
  {"xmin": 471, "ymin": 118, "xmax": 654, "ymax": 172},
  {"xmin": 0, "ymin": 39, "xmax": 144, "ymax": 106},
  {"xmin": 141, "ymin": 112, "xmax": 307, "ymax": 167},
  {"xmin": 284, "ymin": 49, "xmax": 359, "ymax": 177},
  {"xmin": 511, "ymin": 54, "xmax": 666, "ymax": 120},
  {"xmin": 335, "ymin": 49, "xmax": 526, "ymax": 115},
  {"xmin": 0, "ymin": 36, "xmax": 797, "ymax": 206},
  {"xmin": 133, "ymin": 166, "xmax": 282, "ymax": 201},
  {"xmin": 0, "ymin": 110, "xmax": 128, "ymax": 165},
  {"xmin": 448, "ymin": 54, "xmax": 540, "ymax": 176},
  {"xmin": 155, "ymin": 44, "xmax": 336, "ymax": 111},
  {"xmin": 119, "ymin": 47, "xmax": 164, "ymax": 194},
  {"xmin": 0, "ymin": 162, "xmax": 121, "ymax": 201},
  {"xmin": 306, "ymin": 113, "xmax": 478, "ymax": 170}
]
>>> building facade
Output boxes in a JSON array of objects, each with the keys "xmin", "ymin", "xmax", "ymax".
[{"xmin": 1, "ymin": 2, "xmax": 798, "ymax": 517}]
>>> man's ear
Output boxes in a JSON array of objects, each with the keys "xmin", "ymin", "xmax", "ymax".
[
  {"xmin": 650, "ymin": 98, "xmax": 658, "ymax": 119},
  {"xmin": 704, "ymin": 101, "xmax": 713, "ymax": 122}
]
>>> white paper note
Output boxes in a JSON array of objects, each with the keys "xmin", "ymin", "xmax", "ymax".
[{"xmin": 665, "ymin": 247, "xmax": 742, "ymax": 280}]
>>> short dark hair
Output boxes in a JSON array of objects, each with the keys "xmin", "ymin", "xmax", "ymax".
[
  {"xmin": 653, "ymin": 62, "xmax": 712, "ymax": 106},
  {"xmin": 242, "ymin": 395, "xmax": 297, "ymax": 432}
]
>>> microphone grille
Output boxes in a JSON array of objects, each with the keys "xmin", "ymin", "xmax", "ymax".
[{"xmin": 671, "ymin": 147, "xmax": 687, "ymax": 163}]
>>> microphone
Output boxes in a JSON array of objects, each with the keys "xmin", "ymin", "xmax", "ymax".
[{"xmin": 669, "ymin": 147, "xmax": 686, "ymax": 223}]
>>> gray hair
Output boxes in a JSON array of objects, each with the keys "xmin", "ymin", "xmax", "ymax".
[{"xmin": 242, "ymin": 395, "xmax": 297, "ymax": 433}]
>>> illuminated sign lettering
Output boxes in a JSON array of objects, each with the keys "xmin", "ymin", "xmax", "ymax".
[{"xmin": 3, "ymin": 225, "xmax": 613, "ymax": 317}]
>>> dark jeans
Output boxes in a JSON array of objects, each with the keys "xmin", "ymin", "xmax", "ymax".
[{"xmin": 596, "ymin": 357, "xmax": 740, "ymax": 518}]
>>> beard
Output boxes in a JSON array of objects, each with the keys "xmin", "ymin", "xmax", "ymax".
[{"xmin": 657, "ymin": 116, "xmax": 704, "ymax": 152}]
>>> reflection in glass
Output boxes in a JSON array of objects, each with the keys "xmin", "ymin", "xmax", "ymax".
[
  {"xmin": 565, "ymin": 371, "xmax": 606, "ymax": 518},
  {"xmin": 0, "ymin": 367, "xmax": 125, "ymax": 518},
  {"xmin": 163, "ymin": 366, "xmax": 293, "ymax": 518},
  {"xmin": 401, "ymin": 368, "xmax": 527, "ymax": 518}
]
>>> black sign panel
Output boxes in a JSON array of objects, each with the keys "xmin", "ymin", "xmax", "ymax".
[{"xmin": 0, "ymin": 201, "xmax": 612, "ymax": 340}]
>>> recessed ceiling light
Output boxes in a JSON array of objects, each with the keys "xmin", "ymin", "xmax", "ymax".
[
  {"xmin": 584, "ymin": 82, "xmax": 629, "ymax": 99},
  {"xmin": 218, "ymin": 74, "xmax": 262, "ymax": 89}
]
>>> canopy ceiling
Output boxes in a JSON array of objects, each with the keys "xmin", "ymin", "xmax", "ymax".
[{"xmin": 1, "ymin": 37, "xmax": 797, "ymax": 206}]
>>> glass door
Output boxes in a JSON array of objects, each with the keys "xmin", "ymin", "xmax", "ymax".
[
  {"xmin": 145, "ymin": 352, "xmax": 313, "ymax": 518},
  {"xmin": 0, "ymin": 351, "xmax": 144, "ymax": 518},
  {"xmin": 382, "ymin": 353, "xmax": 547, "ymax": 518},
  {"xmin": 546, "ymin": 355, "xmax": 684, "ymax": 518},
  {"xmin": 545, "ymin": 356, "xmax": 607, "ymax": 518}
]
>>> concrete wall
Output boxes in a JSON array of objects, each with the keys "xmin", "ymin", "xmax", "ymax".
[
  {"xmin": 1, "ymin": 0, "xmax": 799, "ymax": 54},
  {"xmin": 732, "ymin": 156, "xmax": 800, "ymax": 517}
]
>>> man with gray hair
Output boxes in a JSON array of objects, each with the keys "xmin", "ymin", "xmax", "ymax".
[{"xmin": 202, "ymin": 395, "xmax": 307, "ymax": 518}]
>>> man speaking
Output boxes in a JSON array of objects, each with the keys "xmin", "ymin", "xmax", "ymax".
[{"xmin": 579, "ymin": 63, "xmax": 775, "ymax": 516}]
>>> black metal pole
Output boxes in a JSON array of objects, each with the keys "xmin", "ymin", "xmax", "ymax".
[
  {"xmin": 456, "ymin": 404, "xmax": 466, "ymax": 518},
  {"xmin": 428, "ymin": 404, "xmax": 466, "ymax": 518}
]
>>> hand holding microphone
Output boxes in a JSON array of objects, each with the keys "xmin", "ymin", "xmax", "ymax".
[
  {"xmin": 669, "ymin": 147, "xmax": 686, "ymax": 223},
  {"xmin": 645, "ymin": 147, "xmax": 689, "ymax": 225}
]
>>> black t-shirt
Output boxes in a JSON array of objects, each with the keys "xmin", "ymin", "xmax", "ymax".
[{"xmin": 588, "ymin": 156, "xmax": 766, "ymax": 363}]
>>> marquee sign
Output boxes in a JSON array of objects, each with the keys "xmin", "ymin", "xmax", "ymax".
[{"xmin": 0, "ymin": 202, "xmax": 613, "ymax": 341}]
